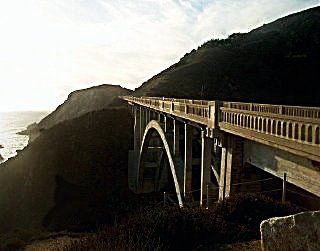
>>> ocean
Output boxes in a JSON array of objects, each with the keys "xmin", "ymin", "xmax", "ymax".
[{"xmin": 0, "ymin": 111, "xmax": 48, "ymax": 163}]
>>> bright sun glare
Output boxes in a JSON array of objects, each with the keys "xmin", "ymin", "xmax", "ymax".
[{"xmin": 0, "ymin": 0, "xmax": 318, "ymax": 112}]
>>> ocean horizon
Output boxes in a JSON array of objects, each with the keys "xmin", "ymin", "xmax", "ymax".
[{"xmin": 0, "ymin": 111, "xmax": 48, "ymax": 163}]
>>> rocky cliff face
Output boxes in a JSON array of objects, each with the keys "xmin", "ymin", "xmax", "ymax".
[{"xmin": 37, "ymin": 84, "xmax": 132, "ymax": 131}]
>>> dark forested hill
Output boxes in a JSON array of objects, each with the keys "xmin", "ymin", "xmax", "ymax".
[{"xmin": 134, "ymin": 6, "xmax": 320, "ymax": 106}]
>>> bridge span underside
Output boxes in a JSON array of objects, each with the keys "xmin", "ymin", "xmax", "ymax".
[{"xmin": 123, "ymin": 96, "xmax": 320, "ymax": 208}]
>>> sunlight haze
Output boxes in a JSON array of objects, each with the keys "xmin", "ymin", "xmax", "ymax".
[{"xmin": 0, "ymin": 0, "xmax": 319, "ymax": 112}]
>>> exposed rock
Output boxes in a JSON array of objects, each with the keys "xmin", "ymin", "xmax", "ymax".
[
  {"xmin": 17, "ymin": 123, "xmax": 42, "ymax": 144},
  {"xmin": 260, "ymin": 210, "xmax": 320, "ymax": 251},
  {"xmin": 0, "ymin": 144, "xmax": 3, "ymax": 148},
  {"xmin": 17, "ymin": 122, "xmax": 38, "ymax": 135}
]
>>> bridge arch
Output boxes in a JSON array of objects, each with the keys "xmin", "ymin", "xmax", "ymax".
[{"xmin": 137, "ymin": 120, "xmax": 183, "ymax": 206}]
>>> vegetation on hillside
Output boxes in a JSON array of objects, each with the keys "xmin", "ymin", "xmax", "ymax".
[
  {"xmin": 62, "ymin": 194, "xmax": 302, "ymax": 251},
  {"xmin": 135, "ymin": 7, "xmax": 320, "ymax": 106}
]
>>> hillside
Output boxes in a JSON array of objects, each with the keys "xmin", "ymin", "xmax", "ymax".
[
  {"xmin": 134, "ymin": 6, "xmax": 320, "ymax": 106},
  {"xmin": 19, "ymin": 84, "xmax": 132, "ymax": 141},
  {"xmin": 0, "ymin": 109, "xmax": 133, "ymax": 233},
  {"xmin": 39, "ymin": 84, "xmax": 131, "ymax": 129}
]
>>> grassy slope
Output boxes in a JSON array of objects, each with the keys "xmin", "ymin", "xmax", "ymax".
[{"xmin": 135, "ymin": 7, "xmax": 320, "ymax": 106}]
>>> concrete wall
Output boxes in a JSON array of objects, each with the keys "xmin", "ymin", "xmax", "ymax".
[{"xmin": 243, "ymin": 140, "xmax": 320, "ymax": 197}]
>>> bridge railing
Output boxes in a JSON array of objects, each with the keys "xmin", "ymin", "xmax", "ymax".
[
  {"xmin": 122, "ymin": 96, "xmax": 218, "ymax": 128},
  {"xmin": 223, "ymin": 101, "xmax": 320, "ymax": 119},
  {"xmin": 122, "ymin": 96, "xmax": 320, "ymax": 160},
  {"xmin": 220, "ymin": 100, "xmax": 320, "ymax": 146},
  {"xmin": 220, "ymin": 103, "xmax": 320, "ymax": 162},
  {"xmin": 220, "ymin": 107, "xmax": 320, "ymax": 145}
]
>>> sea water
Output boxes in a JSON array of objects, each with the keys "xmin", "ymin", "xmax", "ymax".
[{"xmin": 0, "ymin": 111, "xmax": 48, "ymax": 163}]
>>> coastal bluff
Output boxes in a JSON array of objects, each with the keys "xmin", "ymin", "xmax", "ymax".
[
  {"xmin": 0, "ymin": 85, "xmax": 133, "ymax": 233},
  {"xmin": 20, "ymin": 84, "xmax": 132, "ymax": 142},
  {"xmin": 0, "ymin": 109, "xmax": 133, "ymax": 233}
]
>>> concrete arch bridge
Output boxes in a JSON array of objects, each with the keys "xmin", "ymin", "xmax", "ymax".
[{"xmin": 123, "ymin": 96, "xmax": 320, "ymax": 208}]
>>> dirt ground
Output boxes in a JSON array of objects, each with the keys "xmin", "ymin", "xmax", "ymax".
[
  {"xmin": 24, "ymin": 237, "xmax": 261, "ymax": 251},
  {"xmin": 214, "ymin": 240, "xmax": 261, "ymax": 251},
  {"xmin": 24, "ymin": 236, "xmax": 80, "ymax": 251}
]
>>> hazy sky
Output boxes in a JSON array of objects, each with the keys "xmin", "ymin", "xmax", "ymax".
[{"xmin": 0, "ymin": 0, "xmax": 319, "ymax": 111}]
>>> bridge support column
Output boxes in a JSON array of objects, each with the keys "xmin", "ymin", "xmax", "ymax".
[
  {"xmin": 147, "ymin": 109, "xmax": 151, "ymax": 124},
  {"xmin": 219, "ymin": 134, "xmax": 244, "ymax": 200},
  {"xmin": 140, "ymin": 107, "xmax": 146, "ymax": 144},
  {"xmin": 134, "ymin": 106, "xmax": 141, "ymax": 152},
  {"xmin": 184, "ymin": 123, "xmax": 193, "ymax": 200},
  {"xmin": 200, "ymin": 130, "xmax": 213, "ymax": 207},
  {"xmin": 130, "ymin": 106, "xmax": 143, "ymax": 192},
  {"xmin": 152, "ymin": 110, "xmax": 157, "ymax": 120},
  {"xmin": 219, "ymin": 137, "xmax": 228, "ymax": 201},
  {"xmin": 164, "ymin": 115, "xmax": 167, "ymax": 133},
  {"xmin": 173, "ymin": 119, "xmax": 180, "ymax": 157}
]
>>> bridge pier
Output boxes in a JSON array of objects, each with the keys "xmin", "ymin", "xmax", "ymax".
[
  {"xmin": 219, "ymin": 134, "xmax": 244, "ymax": 200},
  {"xmin": 139, "ymin": 106, "xmax": 146, "ymax": 144},
  {"xmin": 133, "ymin": 106, "xmax": 141, "ymax": 153},
  {"xmin": 145, "ymin": 109, "xmax": 150, "ymax": 126},
  {"xmin": 184, "ymin": 123, "xmax": 193, "ymax": 201},
  {"xmin": 173, "ymin": 119, "xmax": 180, "ymax": 157},
  {"xmin": 164, "ymin": 115, "xmax": 168, "ymax": 133},
  {"xmin": 200, "ymin": 130, "xmax": 213, "ymax": 207}
]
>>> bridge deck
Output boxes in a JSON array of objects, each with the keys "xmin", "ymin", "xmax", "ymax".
[{"xmin": 122, "ymin": 96, "xmax": 320, "ymax": 162}]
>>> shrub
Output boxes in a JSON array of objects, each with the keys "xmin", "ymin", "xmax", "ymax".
[{"xmin": 63, "ymin": 194, "xmax": 303, "ymax": 250}]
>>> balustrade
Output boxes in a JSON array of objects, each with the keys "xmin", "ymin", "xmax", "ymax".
[
  {"xmin": 123, "ymin": 96, "xmax": 320, "ymax": 147},
  {"xmin": 123, "ymin": 96, "xmax": 211, "ymax": 122},
  {"xmin": 221, "ymin": 108, "xmax": 320, "ymax": 145},
  {"xmin": 223, "ymin": 101, "xmax": 320, "ymax": 119}
]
